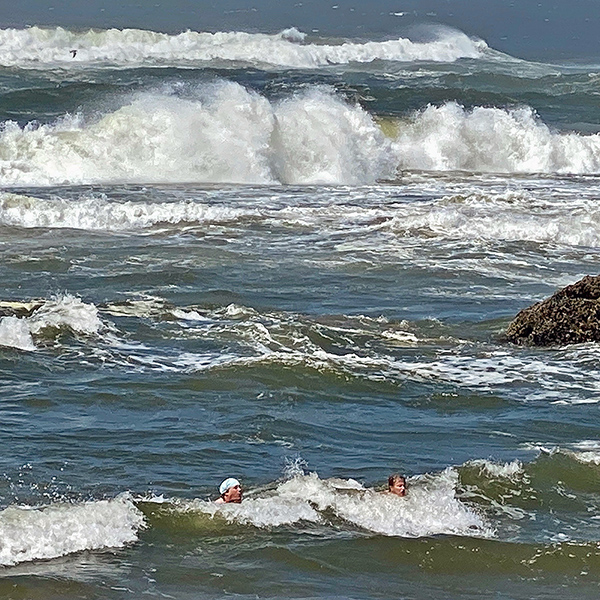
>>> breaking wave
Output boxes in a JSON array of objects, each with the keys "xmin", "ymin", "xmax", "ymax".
[
  {"xmin": 0, "ymin": 495, "xmax": 145, "ymax": 566},
  {"xmin": 393, "ymin": 102, "xmax": 600, "ymax": 174},
  {"xmin": 2, "ymin": 83, "xmax": 600, "ymax": 186},
  {"xmin": 0, "ymin": 192, "xmax": 254, "ymax": 230},
  {"xmin": 459, "ymin": 450, "xmax": 600, "ymax": 525},
  {"xmin": 3, "ymin": 450, "xmax": 599, "ymax": 567},
  {"xmin": 162, "ymin": 470, "xmax": 490, "ymax": 538},
  {"xmin": 0, "ymin": 83, "xmax": 393, "ymax": 186},
  {"xmin": 0, "ymin": 295, "xmax": 103, "ymax": 351},
  {"xmin": 144, "ymin": 450, "xmax": 600, "ymax": 543},
  {"xmin": 0, "ymin": 316, "xmax": 36, "ymax": 351},
  {"xmin": 387, "ymin": 191, "xmax": 600, "ymax": 248},
  {"xmin": 0, "ymin": 26, "xmax": 486, "ymax": 69}
]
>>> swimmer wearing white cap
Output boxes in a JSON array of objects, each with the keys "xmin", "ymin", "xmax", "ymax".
[{"xmin": 215, "ymin": 477, "xmax": 242, "ymax": 504}]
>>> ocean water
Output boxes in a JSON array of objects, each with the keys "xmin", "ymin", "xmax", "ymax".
[{"xmin": 1, "ymin": 4, "xmax": 600, "ymax": 599}]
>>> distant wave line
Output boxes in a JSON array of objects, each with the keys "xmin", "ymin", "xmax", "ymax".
[{"xmin": 0, "ymin": 25, "xmax": 486, "ymax": 68}]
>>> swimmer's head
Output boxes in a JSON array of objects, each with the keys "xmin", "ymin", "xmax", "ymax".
[
  {"xmin": 388, "ymin": 474, "xmax": 407, "ymax": 497},
  {"xmin": 218, "ymin": 477, "xmax": 243, "ymax": 503}
]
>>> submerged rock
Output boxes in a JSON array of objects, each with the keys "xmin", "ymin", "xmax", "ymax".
[{"xmin": 506, "ymin": 275, "xmax": 600, "ymax": 346}]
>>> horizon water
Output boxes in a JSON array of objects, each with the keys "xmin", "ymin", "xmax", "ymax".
[{"xmin": 1, "ymin": 2, "xmax": 600, "ymax": 599}]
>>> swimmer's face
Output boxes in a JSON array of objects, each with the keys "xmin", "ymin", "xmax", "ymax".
[
  {"xmin": 223, "ymin": 484, "xmax": 243, "ymax": 503},
  {"xmin": 389, "ymin": 477, "xmax": 406, "ymax": 497}
]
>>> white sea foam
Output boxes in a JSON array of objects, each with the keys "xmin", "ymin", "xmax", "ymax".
[
  {"xmin": 12, "ymin": 295, "xmax": 584, "ymax": 405},
  {"xmin": 170, "ymin": 315, "xmax": 600, "ymax": 404},
  {"xmin": 2, "ymin": 91, "xmax": 600, "ymax": 188},
  {"xmin": 387, "ymin": 191, "xmax": 600, "ymax": 247},
  {"xmin": 0, "ymin": 192, "xmax": 254, "ymax": 230},
  {"xmin": 0, "ymin": 495, "xmax": 145, "ymax": 566},
  {"xmin": 191, "ymin": 471, "xmax": 490, "ymax": 537},
  {"xmin": 103, "ymin": 298, "xmax": 172, "ymax": 319},
  {"xmin": 0, "ymin": 295, "xmax": 103, "ymax": 350},
  {"xmin": 381, "ymin": 350, "xmax": 600, "ymax": 400},
  {"xmin": 0, "ymin": 26, "xmax": 485, "ymax": 68},
  {"xmin": 569, "ymin": 451, "xmax": 600, "ymax": 465},
  {"xmin": 1, "ymin": 294, "xmax": 586, "ymax": 405},
  {"xmin": 393, "ymin": 102, "xmax": 600, "ymax": 174},
  {"xmin": 572, "ymin": 440, "xmax": 600, "ymax": 452},
  {"xmin": 563, "ymin": 442, "xmax": 600, "ymax": 465},
  {"xmin": 523, "ymin": 443, "xmax": 600, "ymax": 466},
  {"xmin": 1, "ymin": 293, "xmax": 590, "ymax": 406},
  {"xmin": 28, "ymin": 295, "xmax": 103, "ymax": 336},
  {"xmin": 3, "ymin": 187, "xmax": 600, "ymax": 250},
  {"xmin": 88, "ymin": 301, "xmax": 597, "ymax": 404},
  {"xmin": 466, "ymin": 459, "xmax": 524, "ymax": 479},
  {"xmin": 168, "ymin": 306, "xmax": 426, "ymax": 375},
  {"xmin": 170, "ymin": 308, "xmax": 212, "ymax": 322},
  {"xmin": 0, "ymin": 83, "xmax": 392, "ymax": 186},
  {"xmin": 0, "ymin": 316, "xmax": 36, "ymax": 351}
]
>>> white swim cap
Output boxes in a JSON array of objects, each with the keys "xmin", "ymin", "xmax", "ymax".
[{"xmin": 219, "ymin": 477, "xmax": 240, "ymax": 495}]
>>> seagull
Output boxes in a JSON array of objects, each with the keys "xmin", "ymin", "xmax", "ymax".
[{"xmin": 70, "ymin": 49, "xmax": 77, "ymax": 58}]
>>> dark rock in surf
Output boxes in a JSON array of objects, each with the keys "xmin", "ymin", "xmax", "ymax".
[{"xmin": 505, "ymin": 275, "xmax": 600, "ymax": 346}]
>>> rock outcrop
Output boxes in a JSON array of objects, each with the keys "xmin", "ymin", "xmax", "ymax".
[{"xmin": 505, "ymin": 275, "xmax": 600, "ymax": 346}]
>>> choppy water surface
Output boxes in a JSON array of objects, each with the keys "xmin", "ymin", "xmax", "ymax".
[{"xmin": 1, "ymin": 24, "xmax": 600, "ymax": 600}]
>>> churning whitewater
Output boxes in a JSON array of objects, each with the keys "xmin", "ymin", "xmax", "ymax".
[
  {"xmin": 0, "ymin": 84, "xmax": 393, "ymax": 186},
  {"xmin": 2, "ymin": 183, "xmax": 600, "ymax": 247},
  {"xmin": 2, "ymin": 85, "xmax": 600, "ymax": 187},
  {"xmin": 0, "ymin": 496, "xmax": 145, "ymax": 566},
  {"xmin": 5, "ymin": 449, "xmax": 600, "ymax": 567},
  {"xmin": 3, "ymin": 12, "xmax": 600, "ymax": 600},
  {"xmin": 3, "ymin": 291, "xmax": 600, "ymax": 405}
]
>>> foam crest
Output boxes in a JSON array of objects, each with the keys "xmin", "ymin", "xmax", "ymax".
[
  {"xmin": 0, "ymin": 495, "xmax": 145, "ymax": 566},
  {"xmin": 384, "ymin": 349, "xmax": 600, "ymax": 402},
  {"xmin": 192, "ymin": 471, "xmax": 490, "ymax": 538},
  {"xmin": 0, "ymin": 316, "xmax": 36, "ymax": 351},
  {"xmin": 4, "ymin": 94, "xmax": 600, "ymax": 188},
  {"xmin": 568, "ymin": 451, "xmax": 600, "ymax": 465},
  {"xmin": 393, "ymin": 102, "xmax": 600, "ymax": 174},
  {"xmin": 168, "ymin": 306, "xmax": 427, "ymax": 377},
  {"xmin": 271, "ymin": 89, "xmax": 393, "ymax": 184},
  {"xmin": 565, "ymin": 442, "xmax": 600, "ymax": 465},
  {"xmin": 0, "ymin": 26, "xmax": 485, "ymax": 68},
  {"xmin": 28, "ymin": 295, "xmax": 103, "ymax": 336},
  {"xmin": 466, "ymin": 459, "xmax": 524, "ymax": 480},
  {"xmin": 198, "ymin": 490, "xmax": 321, "ymax": 528},
  {"xmin": 0, "ymin": 83, "xmax": 392, "ymax": 186},
  {"xmin": 130, "ymin": 302, "xmax": 581, "ymax": 403},
  {"xmin": 0, "ymin": 295, "xmax": 104, "ymax": 351}
]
